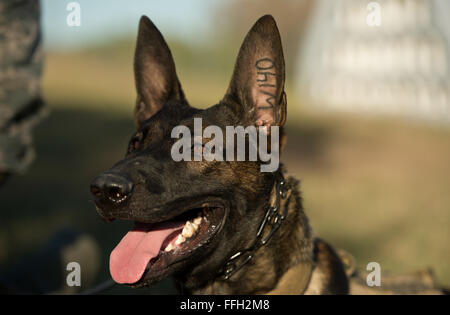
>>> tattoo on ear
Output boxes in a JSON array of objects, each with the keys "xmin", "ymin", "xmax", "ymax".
[
  {"xmin": 255, "ymin": 58, "xmax": 277, "ymax": 110},
  {"xmin": 254, "ymin": 58, "xmax": 278, "ymax": 126}
]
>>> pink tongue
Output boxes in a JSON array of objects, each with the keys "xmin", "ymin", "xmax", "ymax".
[{"xmin": 110, "ymin": 222, "xmax": 183, "ymax": 284}]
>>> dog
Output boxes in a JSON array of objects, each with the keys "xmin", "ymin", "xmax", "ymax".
[{"xmin": 90, "ymin": 15, "xmax": 349, "ymax": 294}]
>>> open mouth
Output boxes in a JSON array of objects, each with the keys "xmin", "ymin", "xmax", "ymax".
[{"xmin": 109, "ymin": 201, "xmax": 226, "ymax": 285}]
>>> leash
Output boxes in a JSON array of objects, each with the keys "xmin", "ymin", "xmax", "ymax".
[
  {"xmin": 78, "ymin": 278, "xmax": 116, "ymax": 295},
  {"xmin": 218, "ymin": 170, "xmax": 291, "ymax": 280}
]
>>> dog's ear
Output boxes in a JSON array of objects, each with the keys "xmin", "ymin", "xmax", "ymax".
[
  {"xmin": 133, "ymin": 16, "xmax": 185, "ymax": 128},
  {"xmin": 224, "ymin": 15, "xmax": 286, "ymax": 127}
]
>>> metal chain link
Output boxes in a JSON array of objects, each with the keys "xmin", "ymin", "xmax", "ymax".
[{"xmin": 220, "ymin": 171, "xmax": 290, "ymax": 280}]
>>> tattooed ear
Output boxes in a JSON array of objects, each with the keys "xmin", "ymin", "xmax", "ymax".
[{"xmin": 224, "ymin": 15, "xmax": 286, "ymax": 127}]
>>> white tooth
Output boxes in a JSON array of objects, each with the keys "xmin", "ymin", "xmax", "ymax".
[
  {"xmin": 193, "ymin": 217, "xmax": 202, "ymax": 225},
  {"xmin": 182, "ymin": 221, "xmax": 195, "ymax": 238},
  {"xmin": 164, "ymin": 243, "xmax": 174, "ymax": 252},
  {"xmin": 175, "ymin": 234, "xmax": 185, "ymax": 245}
]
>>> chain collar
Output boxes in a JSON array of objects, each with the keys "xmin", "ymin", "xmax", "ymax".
[{"xmin": 218, "ymin": 171, "xmax": 291, "ymax": 280}]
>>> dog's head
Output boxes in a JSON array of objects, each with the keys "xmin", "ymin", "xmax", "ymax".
[{"xmin": 90, "ymin": 15, "xmax": 287, "ymax": 290}]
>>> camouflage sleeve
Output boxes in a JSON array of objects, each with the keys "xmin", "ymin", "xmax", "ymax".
[{"xmin": 0, "ymin": 0, "xmax": 46, "ymax": 179}]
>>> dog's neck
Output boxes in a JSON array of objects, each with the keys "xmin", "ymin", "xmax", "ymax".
[{"xmin": 188, "ymin": 175, "xmax": 315, "ymax": 295}]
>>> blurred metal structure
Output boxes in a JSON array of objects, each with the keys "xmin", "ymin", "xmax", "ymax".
[{"xmin": 296, "ymin": 0, "xmax": 450, "ymax": 123}]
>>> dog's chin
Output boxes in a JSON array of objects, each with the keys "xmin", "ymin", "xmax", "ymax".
[{"xmin": 106, "ymin": 199, "xmax": 228, "ymax": 287}]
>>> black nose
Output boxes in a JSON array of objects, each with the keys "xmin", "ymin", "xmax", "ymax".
[{"xmin": 90, "ymin": 173, "xmax": 134, "ymax": 204}]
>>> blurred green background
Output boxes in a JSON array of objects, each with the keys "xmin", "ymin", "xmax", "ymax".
[{"xmin": 0, "ymin": 0, "xmax": 449, "ymax": 293}]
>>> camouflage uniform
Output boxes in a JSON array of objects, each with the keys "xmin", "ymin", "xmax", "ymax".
[{"xmin": 0, "ymin": 0, "xmax": 45, "ymax": 184}]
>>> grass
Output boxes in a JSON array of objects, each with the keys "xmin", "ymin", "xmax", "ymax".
[{"xmin": 0, "ymin": 43, "xmax": 448, "ymax": 293}]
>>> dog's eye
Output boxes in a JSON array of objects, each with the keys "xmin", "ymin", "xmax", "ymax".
[
  {"xmin": 191, "ymin": 142, "xmax": 204, "ymax": 153},
  {"xmin": 133, "ymin": 139, "xmax": 140, "ymax": 150},
  {"xmin": 128, "ymin": 134, "xmax": 142, "ymax": 153}
]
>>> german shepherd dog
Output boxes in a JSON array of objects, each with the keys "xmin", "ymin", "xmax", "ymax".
[{"xmin": 90, "ymin": 15, "xmax": 349, "ymax": 294}]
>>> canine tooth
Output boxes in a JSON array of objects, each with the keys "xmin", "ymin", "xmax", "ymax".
[
  {"xmin": 175, "ymin": 234, "xmax": 185, "ymax": 245},
  {"xmin": 182, "ymin": 221, "xmax": 195, "ymax": 238},
  {"xmin": 164, "ymin": 243, "xmax": 174, "ymax": 252}
]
